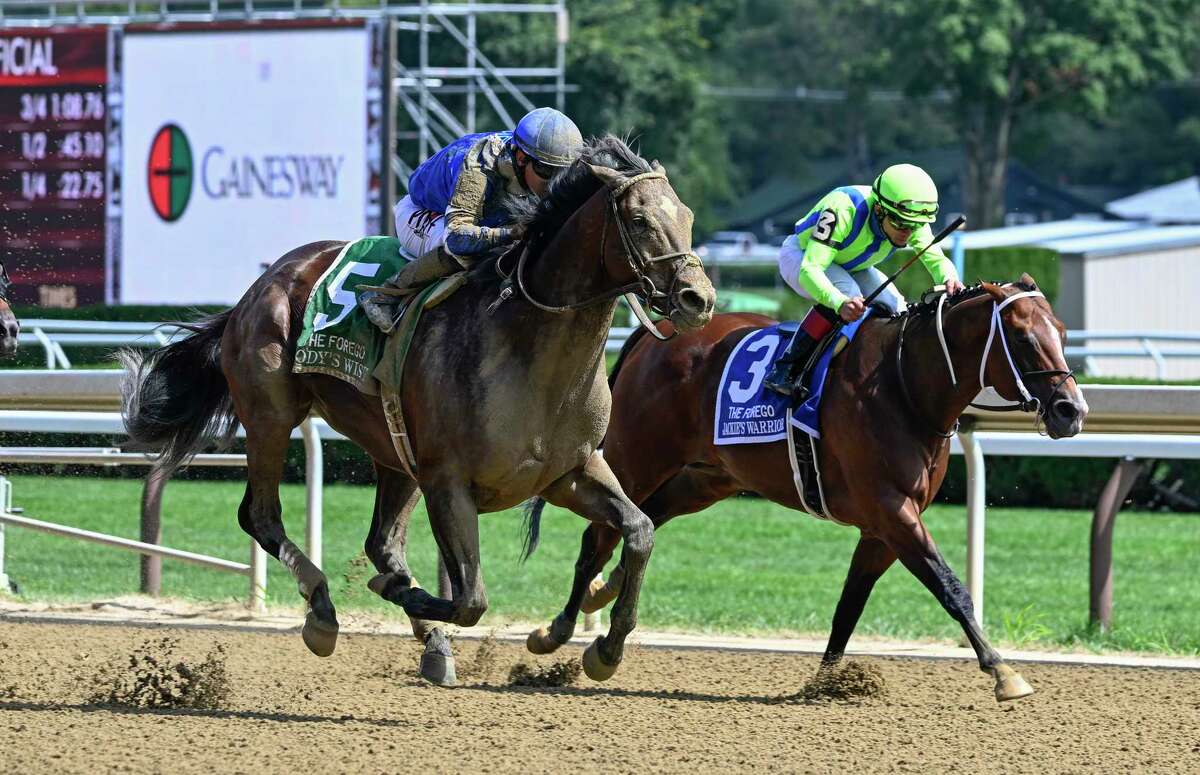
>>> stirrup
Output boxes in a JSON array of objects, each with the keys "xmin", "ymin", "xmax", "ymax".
[
  {"xmin": 762, "ymin": 363, "xmax": 798, "ymax": 398},
  {"xmin": 360, "ymin": 290, "xmax": 402, "ymax": 335}
]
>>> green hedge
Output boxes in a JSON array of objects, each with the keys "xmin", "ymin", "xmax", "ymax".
[{"xmin": 936, "ymin": 456, "xmax": 1199, "ymax": 512}]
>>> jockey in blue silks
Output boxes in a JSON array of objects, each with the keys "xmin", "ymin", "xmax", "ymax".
[{"xmin": 362, "ymin": 107, "xmax": 583, "ymax": 333}]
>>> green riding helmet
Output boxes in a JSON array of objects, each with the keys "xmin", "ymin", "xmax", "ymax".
[{"xmin": 872, "ymin": 164, "xmax": 939, "ymax": 224}]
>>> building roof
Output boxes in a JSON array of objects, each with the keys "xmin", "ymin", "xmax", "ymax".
[
  {"xmin": 955, "ymin": 219, "xmax": 1140, "ymax": 250},
  {"xmin": 1040, "ymin": 225, "xmax": 1200, "ymax": 257},
  {"xmin": 1107, "ymin": 177, "xmax": 1200, "ymax": 224},
  {"xmin": 950, "ymin": 219, "xmax": 1200, "ymax": 257}
]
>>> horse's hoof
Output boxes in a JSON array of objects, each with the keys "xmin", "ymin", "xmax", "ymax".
[
  {"xmin": 420, "ymin": 651, "xmax": 458, "ymax": 687},
  {"xmin": 526, "ymin": 626, "xmax": 562, "ymax": 655},
  {"xmin": 581, "ymin": 636, "xmax": 619, "ymax": 682},
  {"xmin": 301, "ymin": 611, "xmax": 339, "ymax": 657},
  {"xmin": 993, "ymin": 666, "xmax": 1034, "ymax": 702},
  {"xmin": 419, "ymin": 628, "xmax": 457, "ymax": 688},
  {"xmin": 580, "ymin": 577, "xmax": 616, "ymax": 614}
]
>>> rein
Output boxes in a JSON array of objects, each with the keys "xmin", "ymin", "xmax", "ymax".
[
  {"xmin": 896, "ymin": 288, "xmax": 1077, "ymax": 436},
  {"xmin": 509, "ymin": 170, "xmax": 697, "ymax": 339}
]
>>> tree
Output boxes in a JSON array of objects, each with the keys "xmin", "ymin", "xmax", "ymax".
[
  {"xmin": 562, "ymin": 0, "xmax": 741, "ymax": 231},
  {"xmin": 880, "ymin": 0, "xmax": 1197, "ymax": 227}
]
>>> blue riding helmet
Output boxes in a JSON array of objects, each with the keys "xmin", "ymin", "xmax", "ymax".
[{"xmin": 512, "ymin": 107, "xmax": 583, "ymax": 168}]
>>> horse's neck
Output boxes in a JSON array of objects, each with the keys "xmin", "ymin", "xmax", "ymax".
[
  {"xmin": 899, "ymin": 295, "xmax": 997, "ymax": 433},
  {"xmin": 523, "ymin": 186, "xmax": 613, "ymax": 312},
  {"xmin": 514, "ymin": 188, "xmax": 620, "ymax": 367}
]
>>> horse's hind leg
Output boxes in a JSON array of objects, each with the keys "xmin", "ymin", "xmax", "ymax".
[
  {"xmin": 238, "ymin": 421, "xmax": 339, "ymax": 656},
  {"xmin": 579, "ymin": 463, "xmax": 737, "ymax": 616},
  {"xmin": 883, "ymin": 501, "xmax": 1033, "ymax": 702},
  {"xmin": 363, "ymin": 462, "xmax": 456, "ymax": 686},
  {"xmin": 818, "ymin": 535, "xmax": 896, "ymax": 667},
  {"xmin": 225, "ymin": 304, "xmax": 334, "ymax": 656},
  {"xmin": 542, "ymin": 453, "xmax": 655, "ymax": 681},
  {"xmin": 526, "ymin": 522, "xmax": 622, "ymax": 655}
]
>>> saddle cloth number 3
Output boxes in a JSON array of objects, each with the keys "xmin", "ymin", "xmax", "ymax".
[{"xmin": 727, "ymin": 334, "xmax": 781, "ymax": 403}]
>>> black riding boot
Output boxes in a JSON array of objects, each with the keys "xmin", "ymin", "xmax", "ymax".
[{"xmin": 762, "ymin": 305, "xmax": 840, "ymax": 400}]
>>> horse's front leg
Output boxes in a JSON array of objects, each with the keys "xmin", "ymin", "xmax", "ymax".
[
  {"xmin": 361, "ymin": 461, "xmax": 458, "ymax": 685},
  {"xmin": 526, "ymin": 520, "xmax": 622, "ymax": 655},
  {"xmin": 378, "ymin": 478, "xmax": 486, "ymax": 628},
  {"xmin": 883, "ymin": 500, "xmax": 1034, "ymax": 702},
  {"xmin": 542, "ymin": 453, "xmax": 654, "ymax": 682}
]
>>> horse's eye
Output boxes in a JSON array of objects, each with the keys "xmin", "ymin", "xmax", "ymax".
[{"xmin": 632, "ymin": 215, "xmax": 649, "ymax": 229}]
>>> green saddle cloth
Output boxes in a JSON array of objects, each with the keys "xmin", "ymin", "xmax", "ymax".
[{"xmin": 293, "ymin": 237, "xmax": 409, "ymax": 395}]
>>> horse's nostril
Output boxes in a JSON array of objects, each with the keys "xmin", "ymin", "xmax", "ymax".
[
  {"xmin": 1053, "ymin": 400, "xmax": 1079, "ymax": 422},
  {"xmin": 678, "ymin": 288, "xmax": 709, "ymax": 315}
]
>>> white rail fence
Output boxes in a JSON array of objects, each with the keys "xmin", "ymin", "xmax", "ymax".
[
  {"xmin": 0, "ymin": 398, "xmax": 341, "ymax": 610},
  {"xmin": 0, "ymin": 371, "xmax": 1195, "ymax": 633},
  {"xmin": 19, "ymin": 318, "xmax": 1200, "ymax": 374}
]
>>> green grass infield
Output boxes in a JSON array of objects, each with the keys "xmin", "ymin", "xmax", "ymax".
[{"xmin": 1, "ymin": 475, "xmax": 1195, "ymax": 655}]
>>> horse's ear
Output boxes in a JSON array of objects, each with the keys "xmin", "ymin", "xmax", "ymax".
[
  {"xmin": 1019, "ymin": 272, "xmax": 1039, "ymax": 290},
  {"xmin": 585, "ymin": 162, "xmax": 624, "ymax": 189},
  {"xmin": 981, "ymin": 280, "xmax": 1008, "ymax": 302},
  {"xmin": 650, "ymin": 159, "xmax": 665, "ymax": 173}
]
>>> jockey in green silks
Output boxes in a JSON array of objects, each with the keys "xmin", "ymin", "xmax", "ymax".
[{"xmin": 763, "ymin": 163, "xmax": 965, "ymax": 399}]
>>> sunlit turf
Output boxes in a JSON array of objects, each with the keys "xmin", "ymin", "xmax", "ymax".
[{"xmin": 1, "ymin": 475, "xmax": 1196, "ymax": 654}]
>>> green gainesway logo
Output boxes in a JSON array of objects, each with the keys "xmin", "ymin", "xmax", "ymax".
[{"xmin": 147, "ymin": 124, "xmax": 193, "ymax": 222}]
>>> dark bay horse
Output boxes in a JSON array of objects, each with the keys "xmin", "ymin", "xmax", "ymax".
[
  {"xmin": 0, "ymin": 262, "xmax": 19, "ymax": 357},
  {"xmin": 525, "ymin": 276, "xmax": 1087, "ymax": 701},
  {"xmin": 120, "ymin": 136, "xmax": 715, "ymax": 683}
]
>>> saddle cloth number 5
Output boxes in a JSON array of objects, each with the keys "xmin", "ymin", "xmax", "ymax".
[{"xmin": 312, "ymin": 260, "xmax": 381, "ymax": 332}]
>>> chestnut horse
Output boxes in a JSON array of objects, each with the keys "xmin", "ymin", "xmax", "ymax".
[
  {"xmin": 121, "ymin": 136, "xmax": 715, "ymax": 684},
  {"xmin": 525, "ymin": 276, "xmax": 1087, "ymax": 701},
  {"xmin": 0, "ymin": 262, "xmax": 19, "ymax": 357}
]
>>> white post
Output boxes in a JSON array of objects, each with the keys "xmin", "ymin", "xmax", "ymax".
[
  {"xmin": 250, "ymin": 541, "xmax": 267, "ymax": 614},
  {"xmin": 302, "ymin": 418, "xmax": 323, "ymax": 570},
  {"xmin": 0, "ymin": 478, "xmax": 9, "ymax": 593},
  {"xmin": 960, "ymin": 427, "xmax": 986, "ymax": 626}
]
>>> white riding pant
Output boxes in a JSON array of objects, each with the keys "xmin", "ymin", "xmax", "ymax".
[
  {"xmin": 393, "ymin": 195, "xmax": 447, "ymax": 259},
  {"xmin": 778, "ymin": 233, "xmax": 906, "ymax": 314}
]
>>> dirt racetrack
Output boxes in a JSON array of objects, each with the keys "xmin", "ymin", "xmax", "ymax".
[{"xmin": 0, "ymin": 619, "xmax": 1197, "ymax": 773}]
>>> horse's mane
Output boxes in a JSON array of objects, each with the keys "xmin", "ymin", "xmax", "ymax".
[
  {"xmin": 899, "ymin": 279, "xmax": 1037, "ymax": 320},
  {"xmin": 507, "ymin": 134, "xmax": 653, "ymax": 257}
]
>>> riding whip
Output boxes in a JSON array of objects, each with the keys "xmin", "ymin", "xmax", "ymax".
[{"xmin": 861, "ymin": 214, "xmax": 967, "ymax": 308}]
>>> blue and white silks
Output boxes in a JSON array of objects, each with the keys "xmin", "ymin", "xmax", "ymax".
[{"xmin": 713, "ymin": 314, "xmax": 871, "ymax": 446}]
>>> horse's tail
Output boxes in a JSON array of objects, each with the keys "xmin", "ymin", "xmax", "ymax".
[
  {"xmin": 119, "ymin": 309, "xmax": 239, "ymax": 477},
  {"xmin": 520, "ymin": 496, "xmax": 547, "ymax": 563},
  {"xmin": 520, "ymin": 324, "xmax": 657, "ymax": 560}
]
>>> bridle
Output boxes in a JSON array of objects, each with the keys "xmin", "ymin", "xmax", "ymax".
[
  {"xmin": 896, "ymin": 288, "xmax": 1077, "ymax": 437},
  {"xmin": 509, "ymin": 169, "xmax": 699, "ymax": 340},
  {"xmin": 0, "ymin": 262, "xmax": 11, "ymax": 304}
]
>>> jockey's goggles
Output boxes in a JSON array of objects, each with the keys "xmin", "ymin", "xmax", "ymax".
[
  {"xmin": 879, "ymin": 196, "xmax": 939, "ymax": 223},
  {"xmin": 884, "ymin": 212, "xmax": 924, "ymax": 232},
  {"xmin": 528, "ymin": 157, "xmax": 559, "ymax": 180}
]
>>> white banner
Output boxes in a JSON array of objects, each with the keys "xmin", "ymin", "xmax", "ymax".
[{"xmin": 118, "ymin": 26, "xmax": 372, "ymax": 304}]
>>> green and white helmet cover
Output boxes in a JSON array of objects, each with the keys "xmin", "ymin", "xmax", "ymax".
[{"xmin": 872, "ymin": 164, "xmax": 939, "ymax": 224}]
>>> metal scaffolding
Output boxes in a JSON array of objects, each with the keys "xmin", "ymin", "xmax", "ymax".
[{"xmin": 0, "ymin": 0, "xmax": 569, "ymax": 226}]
